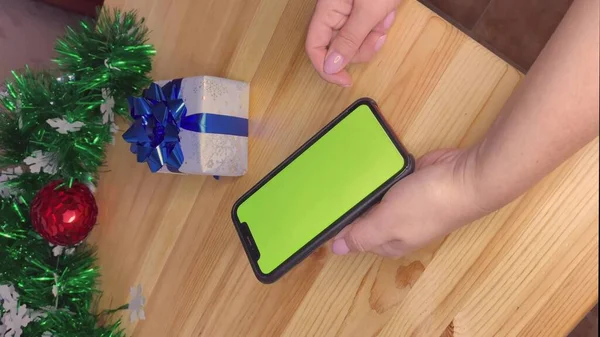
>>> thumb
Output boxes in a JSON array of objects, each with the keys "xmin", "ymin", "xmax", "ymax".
[
  {"xmin": 323, "ymin": 7, "xmax": 385, "ymax": 75},
  {"xmin": 332, "ymin": 204, "xmax": 392, "ymax": 255}
]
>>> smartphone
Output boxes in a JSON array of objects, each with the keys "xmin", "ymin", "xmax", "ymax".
[{"xmin": 231, "ymin": 98, "xmax": 414, "ymax": 283}]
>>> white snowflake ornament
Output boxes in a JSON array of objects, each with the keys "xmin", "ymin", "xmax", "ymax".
[
  {"xmin": 0, "ymin": 285, "xmax": 45, "ymax": 337},
  {"xmin": 101, "ymin": 88, "xmax": 115, "ymax": 125},
  {"xmin": 46, "ymin": 118, "xmax": 85, "ymax": 134},
  {"xmin": 51, "ymin": 274, "xmax": 59, "ymax": 299},
  {"xmin": 0, "ymin": 284, "xmax": 19, "ymax": 313},
  {"xmin": 23, "ymin": 151, "xmax": 57, "ymax": 174},
  {"xmin": 1, "ymin": 305, "xmax": 35, "ymax": 337},
  {"xmin": 101, "ymin": 88, "xmax": 120, "ymax": 146},
  {"xmin": 0, "ymin": 167, "xmax": 22, "ymax": 198},
  {"xmin": 128, "ymin": 284, "xmax": 146, "ymax": 322},
  {"xmin": 110, "ymin": 122, "xmax": 119, "ymax": 145},
  {"xmin": 50, "ymin": 244, "xmax": 75, "ymax": 257}
]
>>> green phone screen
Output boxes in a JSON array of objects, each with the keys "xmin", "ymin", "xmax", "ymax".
[{"xmin": 235, "ymin": 103, "xmax": 406, "ymax": 275}]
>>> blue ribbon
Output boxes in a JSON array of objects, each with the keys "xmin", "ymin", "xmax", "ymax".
[{"xmin": 123, "ymin": 79, "xmax": 248, "ymax": 173}]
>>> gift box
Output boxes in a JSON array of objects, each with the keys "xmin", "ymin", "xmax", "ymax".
[{"xmin": 123, "ymin": 76, "xmax": 249, "ymax": 176}]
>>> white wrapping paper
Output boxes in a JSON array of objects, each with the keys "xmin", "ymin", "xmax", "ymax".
[{"xmin": 155, "ymin": 76, "xmax": 249, "ymax": 176}]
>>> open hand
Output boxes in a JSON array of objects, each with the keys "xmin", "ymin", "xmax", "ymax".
[{"xmin": 306, "ymin": 0, "xmax": 403, "ymax": 87}]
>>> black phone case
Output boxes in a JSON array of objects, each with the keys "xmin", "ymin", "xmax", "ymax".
[{"xmin": 231, "ymin": 98, "xmax": 415, "ymax": 284}]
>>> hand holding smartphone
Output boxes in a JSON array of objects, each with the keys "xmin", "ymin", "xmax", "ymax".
[{"xmin": 232, "ymin": 98, "xmax": 414, "ymax": 283}]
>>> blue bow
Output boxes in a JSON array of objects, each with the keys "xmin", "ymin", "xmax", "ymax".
[{"xmin": 123, "ymin": 79, "xmax": 248, "ymax": 173}]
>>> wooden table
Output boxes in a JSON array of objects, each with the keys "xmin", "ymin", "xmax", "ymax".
[{"xmin": 92, "ymin": 0, "xmax": 599, "ymax": 335}]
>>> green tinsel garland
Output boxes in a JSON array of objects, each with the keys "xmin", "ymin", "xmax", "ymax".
[{"xmin": 0, "ymin": 9, "xmax": 155, "ymax": 337}]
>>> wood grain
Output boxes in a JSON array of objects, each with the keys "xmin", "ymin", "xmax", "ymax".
[{"xmin": 92, "ymin": 0, "xmax": 599, "ymax": 336}]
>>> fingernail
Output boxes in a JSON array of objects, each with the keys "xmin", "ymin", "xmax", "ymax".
[
  {"xmin": 324, "ymin": 52, "xmax": 344, "ymax": 75},
  {"xmin": 375, "ymin": 35, "xmax": 387, "ymax": 52},
  {"xmin": 383, "ymin": 11, "xmax": 396, "ymax": 30},
  {"xmin": 332, "ymin": 239, "xmax": 350, "ymax": 255}
]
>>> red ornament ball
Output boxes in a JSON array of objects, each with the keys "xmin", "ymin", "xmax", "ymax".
[{"xmin": 30, "ymin": 180, "xmax": 98, "ymax": 246}]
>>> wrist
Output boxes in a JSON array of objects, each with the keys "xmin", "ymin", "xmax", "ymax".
[
  {"xmin": 416, "ymin": 148, "xmax": 491, "ymax": 224},
  {"xmin": 458, "ymin": 140, "xmax": 513, "ymax": 216},
  {"xmin": 448, "ymin": 144, "xmax": 496, "ymax": 216}
]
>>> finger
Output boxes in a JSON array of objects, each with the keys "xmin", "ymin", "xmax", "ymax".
[
  {"xmin": 324, "ymin": 6, "xmax": 386, "ymax": 75},
  {"xmin": 351, "ymin": 32, "xmax": 386, "ymax": 64},
  {"xmin": 332, "ymin": 234, "xmax": 408, "ymax": 258},
  {"xmin": 306, "ymin": 21, "xmax": 353, "ymax": 86},
  {"xmin": 373, "ymin": 10, "xmax": 396, "ymax": 34},
  {"xmin": 371, "ymin": 239, "xmax": 411, "ymax": 257},
  {"xmin": 306, "ymin": 1, "xmax": 353, "ymax": 86},
  {"xmin": 333, "ymin": 203, "xmax": 380, "ymax": 241},
  {"xmin": 351, "ymin": 11, "xmax": 395, "ymax": 63},
  {"xmin": 334, "ymin": 224, "xmax": 352, "ymax": 241},
  {"xmin": 332, "ymin": 202, "xmax": 396, "ymax": 255}
]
